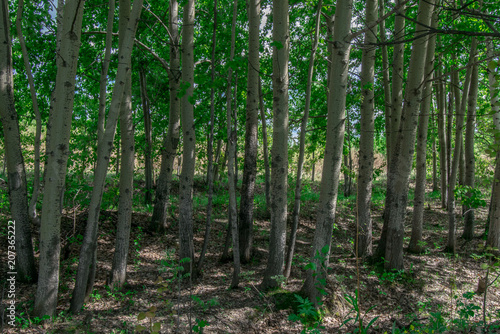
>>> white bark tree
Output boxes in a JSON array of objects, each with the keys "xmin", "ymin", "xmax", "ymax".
[{"xmin": 34, "ymin": 0, "xmax": 85, "ymax": 317}]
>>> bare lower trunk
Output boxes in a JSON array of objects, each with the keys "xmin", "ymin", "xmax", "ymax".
[
  {"xmin": 0, "ymin": 0, "xmax": 36, "ymax": 283},
  {"xmin": 70, "ymin": 0, "xmax": 143, "ymax": 313},
  {"xmin": 261, "ymin": 0, "xmax": 289, "ymax": 290},
  {"xmin": 140, "ymin": 68, "xmax": 153, "ymax": 204},
  {"xmin": 375, "ymin": 0, "xmax": 435, "ymax": 270},
  {"xmin": 197, "ymin": 0, "xmax": 218, "ymax": 272},
  {"xmin": 301, "ymin": 0, "xmax": 352, "ymax": 303},
  {"xmin": 284, "ymin": 0, "xmax": 322, "ymax": 278},
  {"xmin": 436, "ymin": 61, "xmax": 448, "ymax": 208},
  {"xmin": 238, "ymin": 0, "xmax": 260, "ymax": 264},
  {"xmin": 408, "ymin": 13, "xmax": 437, "ymax": 253},
  {"xmin": 259, "ymin": 80, "xmax": 271, "ymax": 213},
  {"xmin": 178, "ymin": 0, "xmax": 196, "ymax": 274},
  {"xmin": 150, "ymin": 0, "xmax": 181, "ymax": 233},
  {"xmin": 356, "ymin": 0, "xmax": 378, "ymax": 258},
  {"xmin": 34, "ymin": 0, "xmax": 85, "ymax": 317},
  {"xmin": 379, "ymin": 0, "xmax": 392, "ymax": 175}
]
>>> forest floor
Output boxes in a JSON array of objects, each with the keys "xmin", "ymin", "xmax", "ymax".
[{"xmin": 1, "ymin": 176, "xmax": 500, "ymax": 333}]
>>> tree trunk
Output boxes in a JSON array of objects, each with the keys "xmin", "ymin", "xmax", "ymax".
[
  {"xmin": 261, "ymin": 0, "xmax": 290, "ymax": 290},
  {"xmin": 445, "ymin": 39, "xmax": 477, "ymax": 254},
  {"xmin": 487, "ymin": 149, "xmax": 500, "ymax": 254},
  {"xmin": 284, "ymin": 0, "xmax": 322, "ymax": 279},
  {"xmin": 409, "ymin": 12, "xmax": 438, "ymax": 253},
  {"xmin": 178, "ymin": 0, "xmax": 196, "ymax": 274},
  {"xmin": 150, "ymin": 0, "xmax": 181, "ymax": 233},
  {"xmin": 356, "ymin": 0, "xmax": 378, "ymax": 258},
  {"xmin": 462, "ymin": 62, "xmax": 479, "ymax": 240},
  {"xmin": 238, "ymin": 0, "xmax": 260, "ymax": 264},
  {"xmin": 221, "ymin": 0, "xmax": 238, "ymax": 262},
  {"xmin": 375, "ymin": 0, "xmax": 435, "ymax": 270},
  {"xmin": 108, "ymin": 0, "xmax": 135, "ymax": 290},
  {"xmin": 197, "ymin": 0, "xmax": 217, "ymax": 272},
  {"xmin": 388, "ymin": 0, "xmax": 406, "ymax": 171},
  {"xmin": 379, "ymin": 0, "xmax": 391, "ymax": 174},
  {"xmin": 432, "ymin": 114, "xmax": 438, "ymax": 193},
  {"xmin": 300, "ymin": 0, "xmax": 353, "ymax": 303},
  {"xmin": 0, "ymin": 0, "xmax": 36, "ymax": 283},
  {"xmin": 69, "ymin": 0, "xmax": 143, "ymax": 313},
  {"xmin": 34, "ymin": 0, "xmax": 85, "ymax": 317},
  {"xmin": 16, "ymin": 0, "xmax": 43, "ymax": 225},
  {"xmin": 140, "ymin": 67, "xmax": 153, "ymax": 204},
  {"xmin": 259, "ymin": 80, "xmax": 271, "ymax": 213},
  {"xmin": 436, "ymin": 60, "xmax": 447, "ymax": 208}
]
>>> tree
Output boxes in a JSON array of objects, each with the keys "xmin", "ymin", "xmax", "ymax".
[
  {"xmin": 375, "ymin": 0, "xmax": 435, "ymax": 270},
  {"xmin": 70, "ymin": 0, "xmax": 143, "ymax": 313},
  {"xmin": 261, "ymin": 0, "xmax": 290, "ymax": 290},
  {"xmin": 301, "ymin": 0, "xmax": 353, "ymax": 303},
  {"xmin": 178, "ymin": 0, "xmax": 196, "ymax": 274},
  {"xmin": 0, "ymin": 0, "xmax": 36, "ymax": 283},
  {"xmin": 34, "ymin": 0, "xmax": 85, "ymax": 317},
  {"xmin": 238, "ymin": 0, "xmax": 260, "ymax": 264},
  {"xmin": 150, "ymin": 0, "xmax": 181, "ymax": 233},
  {"xmin": 284, "ymin": 0, "xmax": 322, "ymax": 279},
  {"xmin": 108, "ymin": 0, "xmax": 136, "ymax": 289},
  {"xmin": 408, "ymin": 11, "xmax": 438, "ymax": 253},
  {"xmin": 355, "ymin": 0, "xmax": 378, "ymax": 258}
]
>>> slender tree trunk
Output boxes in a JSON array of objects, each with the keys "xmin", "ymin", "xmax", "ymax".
[
  {"xmin": 238, "ymin": 0, "xmax": 260, "ymax": 264},
  {"xmin": 179, "ymin": 0, "xmax": 196, "ymax": 274},
  {"xmin": 409, "ymin": 13, "xmax": 438, "ymax": 253},
  {"xmin": 259, "ymin": 80, "xmax": 271, "ymax": 213},
  {"xmin": 69, "ymin": 0, "xmax": 143, "ymax": 313},
  {"xmin": 0, "ymin": 0, "xmax": 36, "ymax": 283},
  {"xmin": 432, "ymin": 114, "xmax": 438, "ymax": 192},
  {"xmin": 356, "ymin": 0, "xmax": 378, "ymax": 258},
  {"xmin": 462, "ymin": 62, "xmax": 479, "ymax": 240},
  {"xmin": 16, "ymin": 0, "xmax": 42, "ymax": 225},
  {"xmin": 375, "ymin": 0, "xmax": 435, "ymax": 270},
  {"xmin": 311, "ymin": 151, "xmax": 315, "ymax": 183},
  {"xmin": 487, "ymin": 149, "xmax": 500, "ymax": 254},
  {"xmin": 388, "ymin": 0, "xmax": 406, "ymax": 171},
  {"xmin": 445, "ymin": 39, "xmax": 477, "ymax": 254},
  {"xmin": 34, "ymin": 0, "xmax": 85, "ymax": 317},
  {"xmin": 284, "ymin": 0, "xmax": 322, "ymax": 279},
  {"xmin": 108, "ymin": 0, "xmax": 135, "ymax": 290},
  {"xmin": 140, "ymin": 67, "xmax": 153, "ymax": 204},
  {"xmin": 197, "ymin": 0, "xmax": 218, "ymax": 272},
  {"xmin": 97, "ymin": 0, "xmax": 115, "ymax": 144},
  {"xmin": 379, "ymin": 0, "xmax": 391, "ymax": 173},
  {"xmin": 261, "ymin": 0, "xmax": 290, "ymax": 290},
  {"xmin": 300, "ymin": 0, "xmax": 353, "ymax": 303},
  {"xmin": 150, "ymin": 0, "xmax": 181, "ymax": 233},
  {"xmin": 447, "ymin": 85, "xmax": 453, "ymax": 185},
  {"xmin": 436, "ymin": 61, "xmax": 448, "ymax": 208},
  {"xmin": 344, "ymin": 115, "xmax": 352, "ymax": 198}
]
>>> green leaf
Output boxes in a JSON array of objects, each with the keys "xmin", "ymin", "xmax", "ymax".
[
  {"xmin": 152, "ymin": 322, "xmax": 162, "ymax": 331},
  {"xmin": 135, "ymin": 324, "xmax": 147, "ymax": 332},
  {"xmin": 270, "ymin": 41, "xmax": 284, "ymax": 50},
  {"xmin": 137, "ymin": 312, "xmax": 146, "ymax": 321}
]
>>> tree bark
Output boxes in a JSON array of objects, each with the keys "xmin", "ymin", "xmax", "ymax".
[
  {"xmin": 197, "ymin": 0, "xmax": 217, "ymax": 272},
  {"xmin": 375, "ymin": 0, "xmax": 435, "ymax": 270},
  {"xmin": 487, "ymin": 149, "xmax": 500, "ymax": 254},
  {"xmin": 69, "ymin": 0, "xmax": 142, "ymax": 313},
  {"xmin": 261, "ymin": 0, "xmax": 290, "ymax": 290},
  {"xmin": 108, "ymin": 0, "xmax": 135, "ymax": 289},
  {"xmin": 445, "ymin": 39, "xmax": 477, "ymax": 254},
  {"xmin": 461, "ymin": 61, "xmax": 479, "ymax": 240},
  {"xmin": 238, "ymin": 0, "xmax": 260, "ymax": 264},
  {"xmin": 388, "ymin": 0, "xmax": 406, "ymax": 171},
  {"xmin": 16, "ymin": 0, "xmax": 42, "ymax": 225},
  {"xmin": 284, "ymin": 0, "xmax": 322, "ymax": 279},
  {"xmin": 435, "ymin": 59, "xmax": 448, "ymax": 208},
  {"xmin": 178, "ymin": 0, "xmax": 196, "ymax": 274},
  {"xmin": 300, "ymin": 0, "xmax": 353, "ymax": 303},
  {"xmin": 140, "ymin": 67, "xmax": 153, "ymax": 204},
  {"xmin": 34, "ymin": 0, "xmax": 85, "ymax": 317},
  {"xmin": 150, "ymin": 0, "xmax": 181, "ymax": 233},
  {"xmin": 259, "ymin": 80, "xmax": 271, "ymax": 213},
  {"xmin": 0, "ymin": 0, "xmax": 36, "ymax": 283},
  {"xmin": 356, "ymin": 0, "xmax": 378, "ymax": 258},
  {"xmin": 379, "ymin": 0, "xmax": 392, "ymax": 173},
  {"xmin": 409, "ymin": 12, "xmax": 438, "ymax": 253}
]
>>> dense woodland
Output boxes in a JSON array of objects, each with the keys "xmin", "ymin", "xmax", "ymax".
[{"xmin": 1, "ymin": 0, "xmax": 500, "ymax": 332}]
